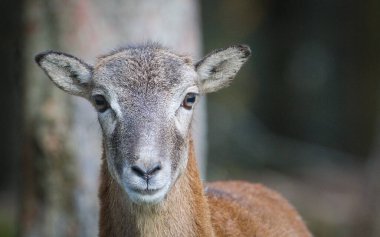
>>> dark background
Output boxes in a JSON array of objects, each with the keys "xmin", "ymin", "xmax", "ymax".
[{"xmin": 1, "ymin": 0, "xmax": 380, "ymax": 236}]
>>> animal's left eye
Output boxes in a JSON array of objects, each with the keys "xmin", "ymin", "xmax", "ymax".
[
  {"xmin": 181, "ymin": 93, "xmax": 197, "ymax": 110},
  {"xmin": 92, "ymin": 95, "xmax": 109, "ymax": 113}
]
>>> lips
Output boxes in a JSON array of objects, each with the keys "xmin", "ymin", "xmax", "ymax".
[
  {"xmin": 124, "ymin": 181, "xmax": 171, "ymax": 204},
  {"xmin": 131, "ymin": 187, "xmax": 160, "ymax": 195}
]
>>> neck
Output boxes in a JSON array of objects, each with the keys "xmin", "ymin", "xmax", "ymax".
[{"xmin": 98, "ymin": 141, "xmax": 214, "ymax": 237}]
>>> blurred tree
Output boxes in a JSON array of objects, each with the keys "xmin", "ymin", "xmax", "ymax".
[
  {"xmin": 0, "ymin": 0, "xmax": 23, "ymax": 235},
  {"xmin": 358, "ymin": 0, "xmax": 380, "ymax": 236},
  {"xmin": 0, "ymin": 0, "xmax": 23, "ymax": 191},
  {"xmin": 20, "ymin": 0, "xmax": 203, "ymax": 236}
]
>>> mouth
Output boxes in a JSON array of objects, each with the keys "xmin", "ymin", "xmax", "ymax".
[
  {"xmin": 124, "ymin": 183, "xmax": 170, "ymax": 204},
  {"xmin": 130, "ymin": 187, "xmax": 161, "ymax": 196}
]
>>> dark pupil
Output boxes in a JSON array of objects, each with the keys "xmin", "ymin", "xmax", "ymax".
[
  {"xmin": 93, "ymin": 95, "xmax": 108, "ymax": 112},
  {"xmin": 186, "ymin": 94, "xmax": 196, "ymax": 104},
  {"xmin": 95, "ymin": 97, "xmax": 105, "ymax": 106}
]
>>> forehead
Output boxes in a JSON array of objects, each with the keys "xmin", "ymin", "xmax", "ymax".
[{"xmin": 92, "ymin": 45, "xmax": 197, "ymax": 97}]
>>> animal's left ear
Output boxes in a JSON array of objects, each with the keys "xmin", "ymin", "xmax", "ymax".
[{"xmin": 195, "ymin": 45, "xmax": 251, "ymax": 93}]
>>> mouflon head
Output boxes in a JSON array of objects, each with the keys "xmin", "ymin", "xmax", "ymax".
[{"xmin": 35, "ymin": 43, "xmax": 251, "ymax": 204}]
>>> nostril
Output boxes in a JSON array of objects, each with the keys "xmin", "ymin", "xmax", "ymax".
[
  {"xmin": 131, "ymin": 165, "xmax": 146, "ymax": 178},
  {"xmin": 147, "ymin": 164, "xmax": 162, "ymax": 176},
  {"xmin": 131, "ymin": 164, "xmax": 162, "ymax": 179},
  {"xmin": 131, "ymin": 164, "xmax": 162, "ymax": 180}
]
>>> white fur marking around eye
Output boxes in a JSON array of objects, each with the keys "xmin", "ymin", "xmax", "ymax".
[
  {"xmin": 94, "ymin": 88, "xmax": 122, "ymax": 137},
  {"xmin": 175, "ymin": 86, "xmax": 199, "ymax": 136}
]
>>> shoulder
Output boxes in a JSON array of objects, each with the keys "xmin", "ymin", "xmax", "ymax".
[
  {"xmin": 206, "ymin": 181, "xmax": 285, "ymax": 204},
  {"xmin": 205, "ymin": 181, "xmax": 312, "ymax": 237},
  {"xmin": 205, "ymin": 181, "xmax": 293, "ymax": 216}
]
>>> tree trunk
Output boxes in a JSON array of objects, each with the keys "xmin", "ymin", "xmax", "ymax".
[
  {"xmin": 352, "ymin": 0, "xmax": 380, "ymax": 236},
  {"xmin": 20, "ymin": 0, "xmax": 204, "ymax": 236}
]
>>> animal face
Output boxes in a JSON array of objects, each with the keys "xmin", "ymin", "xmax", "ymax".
[
  {"xmin": 35, "ymin": 43, "xmax": 250, "ymax": 204},
  {"xmin": 92, "ymin": 46, "xmax": 199, "ymax": 204}
]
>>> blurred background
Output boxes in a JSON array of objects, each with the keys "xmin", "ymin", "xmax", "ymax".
[{"xmin": 1, "ymin": 0, "xmax": 380, "ymax": 236}]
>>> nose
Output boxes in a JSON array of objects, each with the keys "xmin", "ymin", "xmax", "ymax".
[{"xmin": 131, "ymin": 163, "xmax": 162, "ymax": 181}]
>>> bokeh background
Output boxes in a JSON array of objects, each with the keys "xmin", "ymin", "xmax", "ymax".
[{"xmin": 1, "ymin": 0, "xmax": 380, "ymax": 237}]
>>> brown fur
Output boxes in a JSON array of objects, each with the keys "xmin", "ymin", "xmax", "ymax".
[
  {"xmin": 99, "ymin": 140, "xmax": 312, "ymax": 237},
  {"xmin": 99, "ymin": 140, "xmax": 215, "ymax": 237},
  {"xmin": 207, "ymin": 182, "xmax": 311, "ymax": 236}
]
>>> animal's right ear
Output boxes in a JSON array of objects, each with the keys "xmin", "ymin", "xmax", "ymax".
[{"xmin": 35, "ymin": 51, "xmax": 93, "ymax": 97}]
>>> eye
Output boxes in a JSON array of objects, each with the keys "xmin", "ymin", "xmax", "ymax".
[
  {"xmin": 181, "ymin": 93, "xmax": 197, "ymax": 110},
  {"xmin": 92, "ymin": 95, "xmax": 109, "ymax": 113}
]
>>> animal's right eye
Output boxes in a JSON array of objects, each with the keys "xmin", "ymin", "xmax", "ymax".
[
  {"xmin": 92, "ymin": 95, "xmax": 109, "ymax": 113},
  {"xmin": 181, "ymin": 93, "xmax": 197, "ymax": 110}
]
